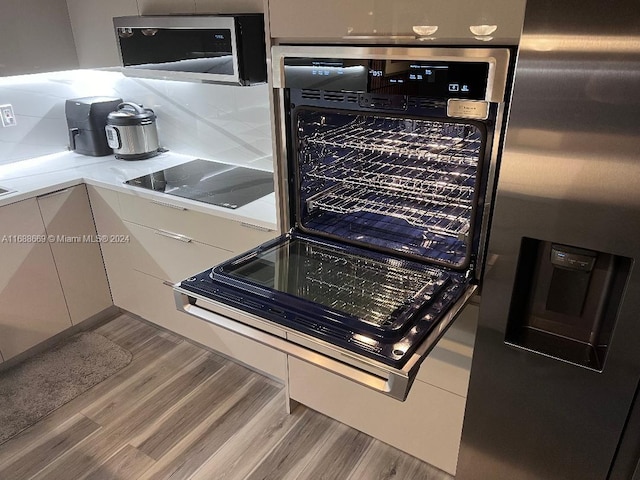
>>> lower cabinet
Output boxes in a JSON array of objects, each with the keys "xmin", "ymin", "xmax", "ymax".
[
  {"xmin": 37, "ymin": 185, "xmax": 112, "ymax": 324},
  {"xmin": 87, "ymin": 185, "xmax": 287, "ymax": 381},
  {"xmin": 0, "ymin": 198, "xmax": 72, "ymax": 360},
  {"xmin": 288, "ymin": 305, "xmax": 478, "ymax": 476},
  {"xmin": 0, "ymin": 186, "xmax": 114, "ymax": 362}
]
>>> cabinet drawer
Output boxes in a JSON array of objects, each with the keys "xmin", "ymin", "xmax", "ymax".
[
  {"xmin": 120, "ymin": 269, "xmax": 287, "ymax": 381},
  {"xmin": 125, "ymin": 221, "xmax": 235, "ymax": 283},
  {"xmin": 118, "ymin": 193, "xmax": 276, "ymax": 253},
  {"xmin": 416, "ymin": 304, "xmax": 478, "ymax": 397},
  {"xmin": 288, "ymin": 356, "xmax": 465, "ymax": 475}
]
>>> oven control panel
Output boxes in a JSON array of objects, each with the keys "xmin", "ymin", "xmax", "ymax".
[{"xmin": 283, "ymin": 58, "xmax": 489, "ymax": 100}]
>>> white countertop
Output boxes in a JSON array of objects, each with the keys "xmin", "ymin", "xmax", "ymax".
[{"xmin": 0, "ymin": 151, "xmax": 278, "ymax": 231}]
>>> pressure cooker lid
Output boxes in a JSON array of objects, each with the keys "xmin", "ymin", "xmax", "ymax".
[{"xmin": 107, "ymin": 102, "xmax": 156, "ymax": 126}]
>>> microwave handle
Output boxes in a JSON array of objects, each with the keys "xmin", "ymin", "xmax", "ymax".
[{"xmin": 173, "ymin": 288, "xmax": 412, "ymax": 400}]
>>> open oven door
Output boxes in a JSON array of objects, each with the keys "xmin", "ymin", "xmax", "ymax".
[{"xmin": 174, "ymin": 231, "xmax": 476, "ymax": 401}]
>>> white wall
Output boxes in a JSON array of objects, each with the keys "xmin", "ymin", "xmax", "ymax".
[{"xmin": 0, "ymin": 70, "xmax": 272, "ymax": 169}]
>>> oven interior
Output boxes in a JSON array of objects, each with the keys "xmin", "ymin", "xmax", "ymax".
[{"xmin": 291, "ymin": 102, "xmax": 487, "ymax": 270}]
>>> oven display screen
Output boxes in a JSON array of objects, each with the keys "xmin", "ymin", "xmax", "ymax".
[{"xmin": 283, "ymin": 58, "xmax": 489, "ymax": 100}]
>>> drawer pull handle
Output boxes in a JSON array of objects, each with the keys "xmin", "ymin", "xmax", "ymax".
[
  {"xmin": 151, "ymin": 200, "xmax": 187, "ymax": 211},
  {"xmin": 155, "ymin": 229, "xmax": 192, "ymax": 243},
  {"xmin": 240, "ymin": 222, "xmax": 274, "ymax": 232},
  {"xmin": 341, "ymin": 35, "xmax": 417, "ymax": 40}
]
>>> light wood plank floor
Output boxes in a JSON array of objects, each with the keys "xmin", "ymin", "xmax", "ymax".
[{"xmin": 0, "ymin": 314, "xmax": 453, "ymax": 480}]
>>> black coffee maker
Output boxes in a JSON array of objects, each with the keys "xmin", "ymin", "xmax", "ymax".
[{"xmin": 65, "ymin": 97, "xmax": 122, "ymax": 156}]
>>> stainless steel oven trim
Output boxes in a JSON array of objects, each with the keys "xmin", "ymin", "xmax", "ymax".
[
  {"xmin": 271, "ymin": 45, "xmax": 511, "ymax": 103},
  {"xmin": 174, "ymin": 283, "xmax": 477, "ymax": 400},
  {"xmin": 272, "ymin": 87, "xmax": 291, "ymax": 234},
  {"xmin": 113, "ymin": 16, "xmax": 241, "ymax": 85},
  {"xmin": 475, "ymin": 100, "xmax": 508, "ymax": 281}
]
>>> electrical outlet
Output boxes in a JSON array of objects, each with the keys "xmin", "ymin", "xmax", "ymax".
[{"xmin": 0, "ymin": 104, "xmax": 17, "ymax": 127}]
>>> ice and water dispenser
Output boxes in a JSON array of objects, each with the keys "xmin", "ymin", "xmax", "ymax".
[{"xmin": 506, "ymin": 238, "xmax": 632, "ymax": 371}]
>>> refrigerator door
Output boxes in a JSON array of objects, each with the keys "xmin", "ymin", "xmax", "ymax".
[{"xmin": 457, "ymin": 1, "xmax": 640, "ymax": 479}]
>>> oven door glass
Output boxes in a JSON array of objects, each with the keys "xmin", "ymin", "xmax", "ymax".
[{"xmin": 181, "ymin": 233, "xmax": 469, "ymax": 367}]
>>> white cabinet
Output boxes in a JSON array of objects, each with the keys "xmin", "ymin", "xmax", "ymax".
[
  {"xmin": 124, "ymin": 221, "xmax": 233, "ymax": 283},
  {"xmin": 117, "ymin": 193, "xmax": 276, "ymax": 254},
  {"xmin": 37, "ymin": 185, "xmax": 112, "ymax": 325},
  {"xmin": 66, "ymin": 0, "xmax": 139, "ymax": 68},
  {"xmin": 0, "ymin": 0, "xmax": 78, "ymax": 76},
  {"xmin": 85, "ymin": 186, "xmax": 133, "ymax": 309},
  {"xmin": 195, "ymin": 0, "xmax": 264, "ymax": 13},
  {"xmin": 87, "ymin": 185, "xmax": 286, "ymax": 380},
  {"xmin": 268, "ymin": 0, "xmax": 525, "ymax": 44},
  {"xmin": 0, "ymin": 198, "xmax": 72, "ymax": 360},
  {"xmin": 287, "ymin": 304, "xmax": 479, "ymax": 476},
  {"xmin": 138, "ymin": 0, "xmax": 195, "ymax": 15}
]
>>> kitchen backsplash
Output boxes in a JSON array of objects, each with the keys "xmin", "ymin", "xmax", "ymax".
[{"xmin": 0, "ymin": 70, "xmax": 273, "ymax": 169}]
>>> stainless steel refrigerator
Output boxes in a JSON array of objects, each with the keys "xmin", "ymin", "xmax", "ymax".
[{"xmin": 457, "ymin": 0, "xmax": 640, "ymax": 479}]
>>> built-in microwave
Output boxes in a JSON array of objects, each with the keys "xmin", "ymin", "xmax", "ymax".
[{"xmin": 113, "ymin": 15, "xmax": 267, "ymax": 85}]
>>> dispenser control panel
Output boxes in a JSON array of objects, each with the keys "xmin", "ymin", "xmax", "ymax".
[{"xmin": 551, "ymin": 245, "xmax": 596, "ymax": 272}]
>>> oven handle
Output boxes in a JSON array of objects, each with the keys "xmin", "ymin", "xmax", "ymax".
[{"xmin": 173, "ymin": 288, "xmax": 412, "ymax": 400}]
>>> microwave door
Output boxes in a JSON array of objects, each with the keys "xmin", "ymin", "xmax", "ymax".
[{"xmin": 131, "ymin": 55, "xmax": 234, "ymax": 75}]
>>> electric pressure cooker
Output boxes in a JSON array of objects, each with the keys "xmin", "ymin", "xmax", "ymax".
[{"xmin": 105, "ymin": 102, "xmax": 160, "ymax": 160}]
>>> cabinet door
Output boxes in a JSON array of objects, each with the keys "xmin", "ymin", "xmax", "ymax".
[
  {"xmin": 86, "ymin": 186, "xmax": 132, "ymax": 310},
  {"xmin": 138, "ymin": 0, "xmax": 195, "ymax": 15},
  {"xmin": 289, "ymin": 357, "xmax": 466, "ymax": 475},
  {"xmin": 66, "ymin": 0, "xmax": 139, "ymax": 68},
  {"xmin": 195, "ymin": 0, "xmax": 264, "ymax": 13},
  {"xmin": 38, "ymin": 185, "xmax": 113, "ymax": 325},
  {"xmin": 268, "ymin": 0, "xmax": 525, "ymax": 44},
  {"xmin": 0, "ymin": 199, "xmax": 72, "ymax": 360},
  {"xmin": 0, "ymin": 0, "xmax": 78, "ymax": 76}
]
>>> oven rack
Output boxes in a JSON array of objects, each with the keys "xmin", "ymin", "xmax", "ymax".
[
  {"xmin": 308, "ymin": 184, "xmax": 471, "ymax": 236},
  {"xmin": 304, "ymin": 117, "xmax": 482, "ymax": 162},
  {"xmin": 304, "ymin": 211, "xmax": 467, "ymax": 265},
  {"xmin": 305, "ymin": 149, "xmax": 476, "ymax": 202},
  {"xmin": 300, "ymin": 246, "xmax": 449, "ymax": 329}
]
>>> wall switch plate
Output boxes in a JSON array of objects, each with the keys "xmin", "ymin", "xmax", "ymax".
[{"xmin": 0, "ymin": 104, "xmax": 17, "ymax": 127}]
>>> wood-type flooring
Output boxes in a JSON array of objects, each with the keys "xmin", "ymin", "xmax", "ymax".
[{"xmin": 0, "ymin": 314, "xmax": 453, "ymax": 480}]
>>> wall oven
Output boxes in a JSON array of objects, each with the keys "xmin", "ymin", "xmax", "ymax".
[{"xmin": 174, "ymin": 46, "xmax": 512, "ymax": 400}]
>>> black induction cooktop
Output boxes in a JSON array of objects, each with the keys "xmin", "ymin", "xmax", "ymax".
[{"xmin": 125, "ymin": 159, "xmax": 274, "ymax": 209}]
